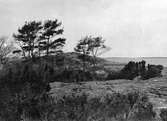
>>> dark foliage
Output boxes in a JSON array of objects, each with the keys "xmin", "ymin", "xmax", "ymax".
[
  {"xmin": 106, "ymin": 71, "xmax": 121, "ymax": 80},
  {"xmin": 13, "ymin": 19, "xmax": 66, "ymax": 59},
  {"xmin": 0, "ymin": 62, "xmax": 53, "ymax": 121},
  {"xmin": 39, "ymin": 19, "xmax": 66, "ymax": 56},
  {"xmin": 106, "ymin": 60, "xmax": 163, "ymax": 80},
  {"xmin": 53, "ymin": 69, "xmax": 95, "ymax": 82},
  {"xmin": 13, "ymin": 21, "xmax": 42, "ymax": 59},
  {"xmin": 141, "ymin": 64, "xmax": 163, "ymax": 80}
]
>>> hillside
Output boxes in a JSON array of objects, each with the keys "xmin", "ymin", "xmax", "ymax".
[
  {"xmin": 50, "ymin": 67, "xmax": 167, "ymax": 117},
  {"xmin": 48, "ymin": 58, "xmax": 167, "ymax": 120},
  {"xmin": 2, "ymin": 53, "xmax": 166, "ymax": 120}
]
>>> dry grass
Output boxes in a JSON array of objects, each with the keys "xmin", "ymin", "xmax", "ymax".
[{"xmin": 50, "ymin": 67, "xmax": 167, "ymax": 117}]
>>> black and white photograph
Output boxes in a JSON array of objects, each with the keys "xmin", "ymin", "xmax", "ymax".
[{"xmin": 0, "ymin": 0, "xmax": 167, "ymax": 121}]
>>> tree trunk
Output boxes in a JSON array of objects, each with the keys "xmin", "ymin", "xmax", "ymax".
[{"xmin": 46, "ymin": 39, "xmax": 49, "ymax": 56}]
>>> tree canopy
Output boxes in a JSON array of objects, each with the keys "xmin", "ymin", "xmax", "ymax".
[
  {"xmin": 39, "ymin": 19, "xmax": 66, "ymax": 56},
  {"xmin": 13, "ymin": 19, "xmax": 66, "ymax": 59},
  {"xmin": 74, "ymin": 35, "xmax": 106, "ymax": 69},
  {"xmin": 13, "ymin": 21, "xmax": 42, "ymax": 58}
]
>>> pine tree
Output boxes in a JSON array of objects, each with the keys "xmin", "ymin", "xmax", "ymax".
[
  {"xmin": 88, "ymin": 36, "xmax": 106, "ymax": 67},
  {"xmin": 74, "ymin": 36, "xmax": 91, "ymax": 72},
  {"xmin": 13, "ymin": 21, "xmax": 42, "ymax": 59},
  {"xmin": 74, "ymin": 36, "xmax": 107, "ymax": 70},
  {"xmin": 39, "ymin": 19, "xmax": 66, "ymax": 56}
]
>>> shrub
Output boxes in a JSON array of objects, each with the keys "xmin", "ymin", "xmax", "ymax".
[
  {"xmin": 53, "ymin": 69, "xmax": 97, "ymax": 82},
  {"xmin": 0, "ymin": 63, "xmax": 53, "ymax": 121},
  {"xmin": 106, "ymin": 60, "xmax": 163, "ymax": 80},
  {"xmin": 141, "ymin": 64, "xmax": 163, "ymax": 80},
  {"xmin": 129, "ymin": 94, "xmax": 156, "ymax": 121},
  {"xmin": 106, "ymin": 71, "xmax": 121, "ymax": 80},
  {"xmin": 120, "ymin": 61, "xmax": 139, "ymax": 80},
  {"xmin": 106, "ymin": 61, "xmax": 144, "ymax": 80}
]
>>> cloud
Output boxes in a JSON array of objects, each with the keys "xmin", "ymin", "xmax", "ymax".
[{"xmin": 0, "ymin": 0, "xmax": 167, "ymax": 57}]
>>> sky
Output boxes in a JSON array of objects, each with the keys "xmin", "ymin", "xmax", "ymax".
[{"xmin": 0, "ymin": 0, "xmax": 167, "ymax": 57}]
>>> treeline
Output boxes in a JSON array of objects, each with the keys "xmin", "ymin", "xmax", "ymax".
[{"xmin": 107, "ymin": 60, "xmax": 163, "ymax": 80}]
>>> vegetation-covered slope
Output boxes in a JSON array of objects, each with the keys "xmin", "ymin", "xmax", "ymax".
[{"xmin": 50, "ymin": 69, "xmax": 167, "ymax": 120}]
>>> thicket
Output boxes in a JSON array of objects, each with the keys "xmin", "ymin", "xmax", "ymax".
[
  {"xmin": 107, "ymin": 60, "xmax": 163, "ymax": 80},
  {"xmin": 0, "ymin": 62, "xmax": 54, "ymax": 121},
  {"xmin": 142, "ymin": 64, "xmax": 163, "ymax": 80},
  {"xmin": 53, "ymin": 69, "xmax": 95, "ymax": 82}
]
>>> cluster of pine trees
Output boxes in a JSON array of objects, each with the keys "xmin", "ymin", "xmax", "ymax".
[{"xmin": 13, "ymin": 19, "xmax": 66, "ymax": 59}]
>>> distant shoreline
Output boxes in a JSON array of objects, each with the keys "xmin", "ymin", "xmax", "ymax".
[{"xmin": 105, "ymin": 57, "xmax": 167, "ymax": 67}]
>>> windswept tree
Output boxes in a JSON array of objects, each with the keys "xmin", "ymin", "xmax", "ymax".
[
  {"xmin": 0, "ymin": 37, "xmax": 14, "ymax": 64},
  {"xmin": 88, "ymin": 36, "xmax": 107, "ymax": 67},
  {"xmin": 39, "ymin": 19, "xmax": 66, "ymax": 56},
  {"xmin": 13, "ymin": 21, "xmax": 42, "ymax": 59},
  {"xmin": 74, "ymin": 36, "xmax": 108, "ymax": 70},
  {"xmin": 74, "ymin": 36, "xmax": 91, "ymax": 72}
]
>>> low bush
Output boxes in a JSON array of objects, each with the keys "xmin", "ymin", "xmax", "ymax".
[
  {"xmin": 129, "ymin": 94, "xmax": 156, "ymax": 121},
  {"xmin": 141, "ymin": 64, "xmax": 163, "ymax": 80},
  {"xmin": 53, "ymin": 69, "xmax": 95, "ymax": 82},
  {"xmin": 106, "ymin": 71, "xmax": 121, "ymax": 80}
]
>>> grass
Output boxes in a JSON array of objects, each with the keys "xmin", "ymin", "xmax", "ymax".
[
  {"xmin": 49, "ymin": 86, "xmax": 156, "ymax": 121},
  {"xmin": 50, "ymin": 66, "xmax": 167, "ymax": 120}
]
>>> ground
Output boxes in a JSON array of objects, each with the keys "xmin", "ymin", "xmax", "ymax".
[{"xmin": 50, "ymin": 63, "xmax": 167, "ymax": 116}]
